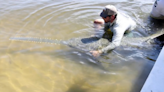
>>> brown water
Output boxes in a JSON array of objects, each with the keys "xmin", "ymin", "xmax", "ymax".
[{"xmin": 0, "ymin": 0, "xmax": 162, "ymax": 92}]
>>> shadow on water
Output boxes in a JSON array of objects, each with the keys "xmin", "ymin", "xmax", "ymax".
[
  {"xmin": 149, "ymin": 18, "xmax": 164, "ymax": 46},
  {"xmin": 146, "ymin": 17, "xmax": 164, "ymax": 51},
  {"xmin": 130, "ymin": 58, "xmax": 154, "ymax": 92},
  {"xmin": 130, "ymin": 17, "xmax": 164, "ymax": 92},
  {"xmin": 149, "ymin": 17, "xmax": 164, "ymax": 30},
  {"xmin": 66, "ymin": 79, "xmax": 90, "ymax": 92}
]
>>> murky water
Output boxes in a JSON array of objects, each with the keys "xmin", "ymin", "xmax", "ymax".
[{"xmin": 0, "ymin": 0, "xmax": 163, "ymax": 92}]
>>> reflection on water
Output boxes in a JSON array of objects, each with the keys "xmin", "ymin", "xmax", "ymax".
[{"xmin": 0, "ymin": 0, "xmax": 163, "ymax": 92}]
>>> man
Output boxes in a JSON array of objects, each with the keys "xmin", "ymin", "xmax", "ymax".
[{"xmin": 90, "ymin": 5, "xmax": 136, "ymax": 57}]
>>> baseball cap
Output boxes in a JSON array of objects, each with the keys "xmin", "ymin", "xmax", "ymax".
[{"xmin": 100, "ymin": 5, "xmax": 118, "ymax": 18}]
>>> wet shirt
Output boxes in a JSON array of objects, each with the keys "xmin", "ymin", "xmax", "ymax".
[{"xmin": 101, "ymin": 12, "xmax": 136, "ymax": 53}]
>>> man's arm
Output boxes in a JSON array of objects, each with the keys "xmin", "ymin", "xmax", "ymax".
[
  {"xmin": 101, "ymin": 27, "xmax": 124, "ymax": 53},
  {"xmin": 90, "ymin": 27, "xmax": 125, "ymax": 57}
]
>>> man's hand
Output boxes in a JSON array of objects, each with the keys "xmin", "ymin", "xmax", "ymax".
[{"xmin": 90, "ymin": 50, "xmax": 102, "ymax": 57}]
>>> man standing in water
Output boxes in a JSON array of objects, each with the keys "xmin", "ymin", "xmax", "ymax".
[{"xmin": 90, "ymin": 5, "xmax": 136, "ymax": 57}]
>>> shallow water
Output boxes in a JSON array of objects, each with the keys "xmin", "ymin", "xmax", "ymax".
[{"xmin": 0, "ymin": 0, "xmax": 163, "ymax": 92}]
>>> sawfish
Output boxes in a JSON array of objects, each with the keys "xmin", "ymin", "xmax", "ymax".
[
  {"xmin": 10, "ymin": 30, "xmax": 164, "ymax": 52},
  {"xmin": 10, "ymin": 36, "xmax": 109, "ymax": 52}
]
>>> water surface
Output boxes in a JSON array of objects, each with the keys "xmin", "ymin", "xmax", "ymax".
[{"xmin": 0, "ymin": 0, "xmax": 162, "ymax": 92}]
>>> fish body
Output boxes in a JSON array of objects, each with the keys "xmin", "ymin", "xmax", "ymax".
[
  {"xmin": 10, "ymin": 36, "xmax": 110, "ymax": 52},
  {"xmin": 10, "ymin": 30, "xmax": 164, "ymax": 52}
]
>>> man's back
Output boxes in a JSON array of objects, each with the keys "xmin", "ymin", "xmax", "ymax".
[{"xmin": 112, "ymin": 12, "xmax": 136, "ymax": 34}]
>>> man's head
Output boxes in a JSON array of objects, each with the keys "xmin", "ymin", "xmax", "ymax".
[{"xmin": 100, "ymin": 5, "xmax": 117, "ymax": 23}]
